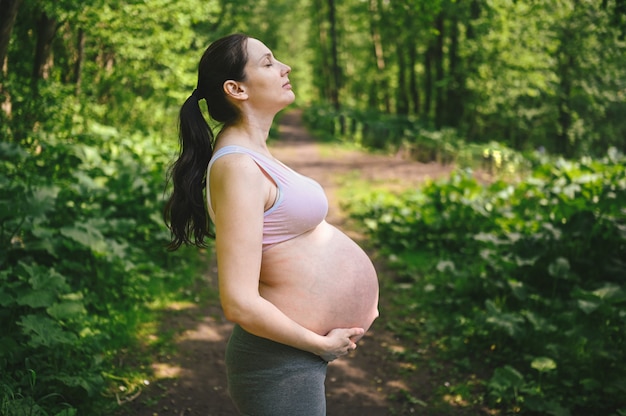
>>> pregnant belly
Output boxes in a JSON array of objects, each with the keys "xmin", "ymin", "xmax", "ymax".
[{"xmin": 259, "ymin": 221, "xmax": 380, "ymax": 337}]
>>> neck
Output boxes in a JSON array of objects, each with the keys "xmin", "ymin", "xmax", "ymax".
[{"xmin": 219, "ymin": 111, "xmax": 276, "ymax": 151}]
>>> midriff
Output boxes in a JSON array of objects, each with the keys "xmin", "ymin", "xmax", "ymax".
[{"xmin": 259, "ymin": 220, "xmax": 379, "ymax": 340}]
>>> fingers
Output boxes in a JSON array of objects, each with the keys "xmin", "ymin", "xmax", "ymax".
[
  {"xmin": 347, "ymin": 327, "xmax": 365, "ymax": 338},
  {"xmin": 338, "ymin": 339, "xmax": 356, "ymax": 358},
  {"xmin": 340, "ymin": 327, "xmax": 365, "ymax": 348},
  {"xmin": 326, "ymin": 327, "xmax": 364, "ymax": 339},
  {"xmin": 320, "ymin": 327, "xmax": 365, "ymax": 361}
]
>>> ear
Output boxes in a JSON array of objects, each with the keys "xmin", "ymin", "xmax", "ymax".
[{"xmin": 223, "ymin": 80, "xmax": 248, "ymax": 101}]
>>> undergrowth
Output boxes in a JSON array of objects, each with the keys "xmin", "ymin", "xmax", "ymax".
[
  {"xmin": 0, "ymin": 125, "xmax": 205, "ymax": 415},
  {"xmin": 342, "ymin": 148, "xmax": 626, "ymax": 415}
]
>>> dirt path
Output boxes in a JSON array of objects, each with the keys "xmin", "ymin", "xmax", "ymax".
[{"xmin": 118, "ymin": 110, "xmax": 453, "ymax": 416}]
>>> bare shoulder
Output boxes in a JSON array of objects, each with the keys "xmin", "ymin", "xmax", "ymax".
[
  {"xmin": 210, "ymin": 152, "xmax": 264, "ymax": 186},
  {"xmin": 208, "ymin": 151, "xmax": 269, "ymax": 217}
]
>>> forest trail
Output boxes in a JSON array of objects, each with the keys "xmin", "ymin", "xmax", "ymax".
[{"xmin": 117, "ymin": 110, "xmax": 453, "ymax": 416}]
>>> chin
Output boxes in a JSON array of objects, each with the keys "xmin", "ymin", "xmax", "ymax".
[{"xmin": 281, "ymin": 94, "xmax": 296, "ymax": 108}]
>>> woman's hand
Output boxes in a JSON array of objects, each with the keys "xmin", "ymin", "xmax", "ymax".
[{"xmin": 319, "ymin": 327, "xmax": 365, "ymax": 362}]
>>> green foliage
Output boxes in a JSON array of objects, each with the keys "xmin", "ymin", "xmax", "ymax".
[
  {"xmin": 2, "ymin": 0, "xmax": 625, "ymax": 414},
  {"xmin": 0, "ymin": 125, "xmax": 203, "ymax": 414},
  {"xmin": 302, "ymin": 0, "xmax": 626, "ymax": 157},
  {"xmin": 346, "ymin": 149, "xmax": 626, "ymax": 415},
  {"xmin": 304, "ymin": 104, "xmax": 532, "ymax": 176},
  {"xmin": 1, "ymin": 0, "xmax": 317, "ymax": 414}
]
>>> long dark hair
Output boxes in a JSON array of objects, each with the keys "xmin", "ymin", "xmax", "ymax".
[{"xmin": 164, "ymin": 33, "xmax": 249, "ymax": 250}]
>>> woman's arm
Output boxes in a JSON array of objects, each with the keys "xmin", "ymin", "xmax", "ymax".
[{"xmin": 209, "ymin": 154, "xmax": 362, "ymax": 360}]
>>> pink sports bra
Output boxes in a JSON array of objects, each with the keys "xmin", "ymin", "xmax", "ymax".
[{"xmin": 206, "ymin": 145, "xmax": 329, "ymax": 251}]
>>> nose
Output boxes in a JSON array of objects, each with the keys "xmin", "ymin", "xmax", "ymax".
[{"xmin": 280, "ymin": 61, "xmax": 291, "ymax": 75}]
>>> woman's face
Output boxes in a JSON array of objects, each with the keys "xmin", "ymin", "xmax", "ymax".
[{"xmin": 240, "ymin": 38, "xmax": 295, "ymax": 112}]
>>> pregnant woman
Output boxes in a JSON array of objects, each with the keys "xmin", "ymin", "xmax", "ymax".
[{"xmin": 164, "ymin": 33, "xmax": 379, "ymax": 416}]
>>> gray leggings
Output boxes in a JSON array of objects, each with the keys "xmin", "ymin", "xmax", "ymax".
[{"xmin": 225, "ymin": 325, "xmax": 328, "ymax": 416}]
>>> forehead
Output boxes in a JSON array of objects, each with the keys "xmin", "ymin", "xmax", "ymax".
[{"xmin": 246, "ymin": 38, "xmax": 272, "ymax": 60}]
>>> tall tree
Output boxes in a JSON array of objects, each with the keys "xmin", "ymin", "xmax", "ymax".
[
  {"xmin": 73, "ymin": 27, "xmax": 85, "ymax": 95},
  {"xmin": 0, "ymin": 0, "xmax": 23, "ymax": 119},
  {"xmin": 445, "ymin": 5, "xmax": 463, "ymax": 127},
  {"xmin": 554, "ymin": 18, "xmax": 576, "ymax": 156},
  {"xmin": 389, "ymin": 2, "xmax": 412, "ymax": 115},
  {"xmin": 0, "ymin": 0, "xmax": 22, "ymax": 76},
  {"xmin": 32, "ymin": 11, "xmax": 57, "ymax": 86},
  {"xmin": 396, "ymin": 38, "xmax": 409, "ymax": 115},
  {"xmin": 433, "ymin": 12, "xmax": 445, "ymax": 129},
  {"xmin": 407, "ymin": 27, "xmax": 420, "ymax": 115},
  {"xmin": 310, "ymin": 0, "xmax": 332, "ymax": 103},
  {"xmin": 327, "ymin": 0, "xmax": 340, "ymax": 109},
  {"xmin": 367, "ymin": 0, "xmax": 391, "ymax": 112}
]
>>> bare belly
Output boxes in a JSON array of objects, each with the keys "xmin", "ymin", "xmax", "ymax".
[{"xmin": 259, "ymin": 221, "xmax": 379, "ymax": 338}]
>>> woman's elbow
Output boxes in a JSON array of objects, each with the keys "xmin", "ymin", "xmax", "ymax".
[{"xmin": 221, "ymin": 298, "xmax": 255, "ymax": 324}]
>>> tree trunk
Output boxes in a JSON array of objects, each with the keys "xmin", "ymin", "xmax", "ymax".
[
  {"xmin": 369, "ymin": 0, "xmax": 385, "ymax": 72},
  {"xmin": 397, "ymin": 45, "xmax": 409, "ymax": 115},
  {"xmin": 434, "ymin": 13, "xmax": 445, "ymax": 129},
  {"xmin": 0, "ymin": 0, "xmax": 23, "ymax": 118},
  {"xmin": 445, "ymin": 14, "xmax": 462, "ymax": 127},
  {"xmin": 556, "ymin": 48, "xmax": 574, "ymax": 156},
  {"xmin": 424, "ymin": 44, "xmax": 433, "ymax": 120},
  {"xmin": 327, "ymin": 0, "xmax": 340, "ymax": 109},
  {"xmin": 74, "ymin": 28, "xmax": 85, "ymax": 95},
  {"xmin": 367, "ymin": 0, "xmax": 390, "ymax": 112},
  {"xmin": 467, "ymin": 0, "xmax": 481, "ymax": 40},
  {"xmin": 464, "ymin": 0, "xmax": 481, "ymax": 140},
  {"xmin": 312, "ymin": 0, "xmax": 332, "ymax": 104},
  {"xmin": 0, "ymin": 0, "xmax": 22, "ymax": 76},
  {"xmin": 33, "ymin": 12, "xmax": 58, "ymax": 87},
  {"xmin": 408, "ymin": 37, "xmax": 420, "ymax": 115}
]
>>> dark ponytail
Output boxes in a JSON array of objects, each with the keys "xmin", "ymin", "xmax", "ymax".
[
  {"xmin": 163, "ymin": 94, "xmax": 213, "ymax": 250},
  {"xmin": 164, "ymin": 34, "xmax": 249, "ymax": 250}
]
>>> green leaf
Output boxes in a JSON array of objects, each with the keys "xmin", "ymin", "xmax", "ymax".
[
  {"xmin": 490, "ymin": 365, "xmax": 525, "ymax": 390},
  {"xmin": 25, "ymin": 185, "xmax": 61, "ymax": 217},
  {"xmin": 56, "ymin": 374, "xmax": 104, "ymax": 397},
  {"xmin": 485, "ymin": 300, "xmax": 526, "ymax": 337},
  {"xmin": 18, "ymin": 314, "xmax": 77, "ymax": 347},
  {"xmin": 574, "ymin": 284, "xmax": 625, "ymax": 314},
  {"xmin": 474, "ymin": 232, "xmax": 500, "ymax": 244},
  {"xmin": 522, "ymin": 311, "xmax": 557, "ymax": 332},
  {"xmin": 577, "ymin": 299, "xmax": 601, "ymax": 315},
  {"xmin": 436, "ymin": 260, "xmax": 456, "ymax": 273},
  {"xmin": 47, "ymin": 300, "xmax": 87, "ymax": 320},
  {"xmin": 593, "ymin": 283, "xmax": 623, "ymax": 301},
  {"xmin": 12, "ymin": 263, "xmax": 70, "ymax": 308},
  {"xmin": 31, "ymin": 271, "xmax": 68, "ymax": 291},
  {"xmin": 548, "ymin": 257, "xmax": 570, "ymax": 279},
  {"xmin": 508, "ymin": 279, "xmax": 527, "ymax": 300},
  {"xmin": 19, "ymin": 262, "xmax": 68, "ymax": 292},
  {"xmin": 15, "ymin": 289, "xmax": 56, "ymax": 308},
  {"xmin": 0, "ymin": 276, "xmax": 15, "ymax": 306},
  {"xmin": 531, "ymin": 356, "xmax": 557, "ymax": 373},
  {"xmin": 60, "ymin": 222, "xmax": 107, "ymax": 253}
]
